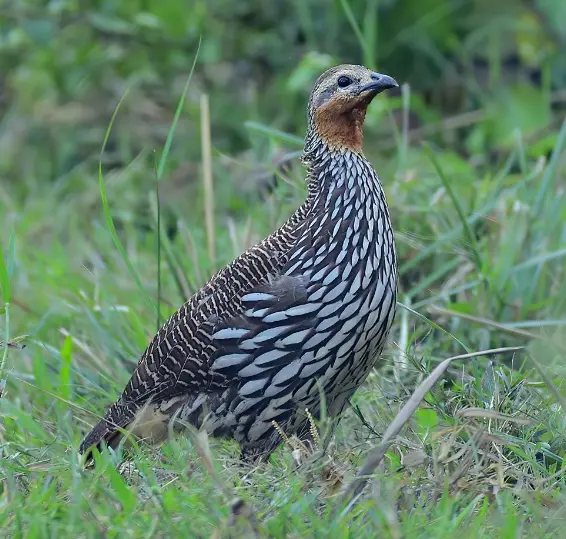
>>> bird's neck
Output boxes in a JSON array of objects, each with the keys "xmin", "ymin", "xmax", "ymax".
[
  {"xmin": 304, "ymin": 100, "xmax": 367, "ymax": 157},
  {"xmin": 303, "ymin": 138, "xmax": 383, "ymax": 206}
]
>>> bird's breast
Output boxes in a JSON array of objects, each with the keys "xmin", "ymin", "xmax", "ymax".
[{"xmin": 198, "ymin": 161, "xmax": 398, "ymax": 445}]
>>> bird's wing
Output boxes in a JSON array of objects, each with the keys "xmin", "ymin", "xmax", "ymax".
[
  {"xmin": 114, "ymin": 205, "xmax": 317, "ymax": 408},
  {"xmin": 79, "ymin": 205, "xmax": 312, "ymax": 456},
  {"xmin": 131, "ymin": 269, "xmax": 322, "ymax": 406},
  {"xmin": 206, "ymin": 223, "xmax": 361, "ymax": 417},
  {"xmin": 121, "ymin": 183, "xmax": 367, "ymax": 411}
]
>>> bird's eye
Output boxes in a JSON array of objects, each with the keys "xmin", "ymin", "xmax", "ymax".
[{"xmin": 337, "ymin": 75, "xmax": 353, "ymax": 88}]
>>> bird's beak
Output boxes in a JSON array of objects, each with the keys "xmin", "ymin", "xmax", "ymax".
[{"xmin": 359, "ymin": 73, "xmax": 398, "ymax": 95}]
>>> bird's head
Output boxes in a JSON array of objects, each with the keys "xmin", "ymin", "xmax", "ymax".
[{"xmin": 305, "ymin": 64, "xmax": 398, "ymax": 156}]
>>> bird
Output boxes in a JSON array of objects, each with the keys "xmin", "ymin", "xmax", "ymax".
[{"xmin": 80, "ymin": 64, "xmax": 399, "ymax": 463}]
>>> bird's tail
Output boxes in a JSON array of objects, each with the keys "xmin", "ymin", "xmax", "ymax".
[{"xmin": 79, "ymin": 403, "xmax": 134, "ymax": 463}]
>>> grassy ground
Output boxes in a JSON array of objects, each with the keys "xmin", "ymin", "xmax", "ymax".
[{"xmin": 2, "ymin": 66, "xmax": 566, "ymax": 537}]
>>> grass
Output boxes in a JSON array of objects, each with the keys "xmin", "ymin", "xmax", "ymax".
[{"xmin": 2, "ymin": 59, "xmax": 566, "ymax": 538}]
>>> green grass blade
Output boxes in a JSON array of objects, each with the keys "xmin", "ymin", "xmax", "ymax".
[
  {"xmin": 59, "ymin": 335, "xmax": 73, "ymax": 401},
  {"xmin": 152, "ymin": 40, "xmax": 201, "ymax": 329},
  {"xmin": 405, "ymin": 257, "xmax": 460, "ymax": 299},
  {"xmin": 362, "ymin": 0, "xmax": 378, "ymax": 69},
  {"xmin": 533, "ymin": 114, "xmax": 566, "ymax": 215},
  {"xmin": 400, "ymin": 213, "xmax": 482, "ymax": 274},
  {"xmin": 156, "ymin": 37, "xmax": 201, "ymax": 181},
  {"xmin": 423, "ymin": 142, "xmax": 483, "ymax": 272},
  {"xmin": 339, "ymin": 0, "xmax": 372, "ymax": 67},
  {"xmin": 0, "ymin": 228, "xmax": 13, "ymax": 303},
  {"xmin": 106, "ymin": 463, "xmax": 137, "ymax": 512},
  {"xmin": 6, "ymin": 228, "xmax": 15, "ymax": 282},
  {"xmin": 98, "ymin": 90, "xmax": 156, "ymax": 312},
  {"xmin": 511, "ymin": 247, "xmax": 566, "ymax": 272},
  {"xmin": 0, "ymin": 230, "xmax": 13, "ymax": 391},
  {"xmin": 397, "ymin": 301, "xmax": 470, "ymax": 353},
  {"xmin": 149, "ymin": 194, "xmax": 189, "ymax": 303},
  {"xmin": 293, "ymin": 0, "xmax": 317, "ymax": 50},
  {"xmin": 400, "ymin": 149, "xmax": 527, "ymax": 274},
  {"xmin": 244, "ymin": 121, "xmax": 304, "ymax": 146}
]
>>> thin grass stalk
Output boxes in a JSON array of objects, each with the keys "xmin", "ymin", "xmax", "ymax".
[
  {"xmin": 0, "ymin": 302, "xmax": 9, "ymax": 396},
  {"xmin": 200, "ymin": 93, "xmax": 215, "ymax": 266},
  {"xmin": 0, "ymin": 230, "xmax": 14, "ymax": 396},
  {"xmin": 155, "ymin": 156, "xmax": 162, "ymax": 330}
]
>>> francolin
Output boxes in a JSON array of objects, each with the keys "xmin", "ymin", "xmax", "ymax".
[{"xmin": 80, "ymin": 65, "xmax": 399, "ymax": 462}]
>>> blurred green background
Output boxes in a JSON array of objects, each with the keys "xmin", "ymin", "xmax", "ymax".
[
  {"xmin": 2, "ymin": 0, "xmax": 566, "ymax": 536},
  {"xmin": 2, "ymin": 0, "xmax": 566, "ymax": 194},
  {"xmin": 2, "ymin": 0, "xmax": 566, "ymax": 340}
]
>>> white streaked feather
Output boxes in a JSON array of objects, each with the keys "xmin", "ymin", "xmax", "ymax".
[
  {"xmin": 270, "ymin": 360, "xmax": 302, "ymax": 388},
  {"xmin": 349, "ymin": 272, "xmax": 361, "ymax": 294},
  {"xmin": 213, "ymin": 328, "xmax": 249, "ymax": 340},
  {"xmin": 258, "ymin": 394, "xmax": 293, "ymax": 421},
  {"xmin": 239, "ymin": 378, "xmax": 269, "ymax": 397},
  {"xmin": 233, "ymin": 397, "xmax": 263, "ymax": 417},
  {"xmin": 245, "ymin": 307, "xmax": 270, "ymax": 318},
  {"xmin": 300, "ymin": 358, "xmax": 328, "ymax": 378},
  {"xmin": 254, "ymin": 349, "xmax": 289, "ymax": 366},
  {"xmin": 246, "ymin": 419, "xmax": 272, "ymax": 441},
  {"xmin": 336, "ymin": 248, "xmax": 347, "ymax": 264},
  {"xmin": 213, "ymin": 353, "xmax": 250, "ymax": 370},
  {"xmin": 317, "ymin": 301, "xmax": 341, "ymax": 318},
  {"xmin": 275, "ymin": 328, "xmax": 311, "ymax": 347},
  {"xmin": 242, "ymin": 292, "xmax": 277, "ymax": 303},
  {"xmin": 284, "ymin": 259, "xmax": 302, "ymax": 275},
  {"xmin": 339, "ymin": 297, "xmax": 363, "ymax": 321},
  {"xmin": 239, "ymin": 340, "xmax": 261, "ymax": 351},
  {"xmin": 317, "ymin": 314, "xmax": 339, "ymax": 332},
  {"xmin": 262, "ymin": 311, "xmax": 289, "ymax": 323},
  {"xmin": 351, "ymin": 249, "xmax": 360, "ymax": 266},
  {"xmin": 322, "ymin": 267, "xmax": 340, "ymax": 285},
  {"xmin": 310, "ymin": 267, "xmax": 327, "ymax": 281},
  {"xmin": 324, "ymin": 329, "xmax": 349, "ymax": 351},
  {"xmin": 361, "ymin": 236, "xmax": 370, "ymax": 258},
  {"xmin": 332, "ymin": 219, "xmax": 342, "ymax": 236},
  {"xmin": 253, "ymin": 325, "xmax": 290, "ymax": 343},
  {"xmin": 340, "ymin": 315, "xmax": 361, "ymax": 335},
  {"xmin": 284, "ymin": 303, "xmax": 321, "ymax": 317},
  {"xmin": 303, "ymin": 330, "xmax": 332, "ymax": 350},
  {"xmin": 313, "ymin": 254, "xmax": 327, "ymax": 266},
  {"xmin": 308, "ymin": 286, "xmax": 327, "ymax": 302},
  {"xmin": 322, "ymin": 280, "xmax": 348, "ymax": 303},
  {"xmin": 334, "ymin": 335, "xmax": 358, "ymax": 368},
  {"xmin": 238, "ymin": 362, "xmax": 267, "ymax": 378}
]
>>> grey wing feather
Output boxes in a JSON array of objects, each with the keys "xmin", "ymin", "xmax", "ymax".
[
  {"xmin": 110, "ymin": 211, "xmax": 315, "ymax": 408},
  {"xmin": 80, "ymin": 203, "xmax": 318, "ymax": 456},
  {"xmin": 209, "ymin": 275, "xmax": 331, "ymax": 398}
]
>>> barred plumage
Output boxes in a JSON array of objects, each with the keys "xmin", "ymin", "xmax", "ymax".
[{"xmin": 80, "ymin": 64, "xmax": 399, "ymax": 462}]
